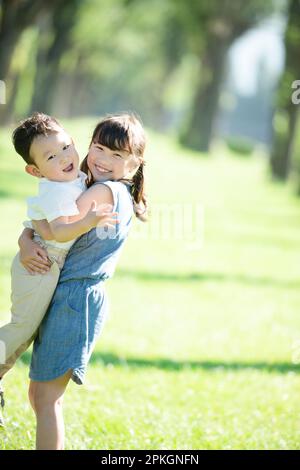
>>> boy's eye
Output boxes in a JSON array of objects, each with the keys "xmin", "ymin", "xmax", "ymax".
[
  {"xmin": 47, "ymin": 155, "xmax": 55, "ymax": 161},
  {"xmin": 63, "ymin": 144, "xmax": 70, "ymax": 150}
]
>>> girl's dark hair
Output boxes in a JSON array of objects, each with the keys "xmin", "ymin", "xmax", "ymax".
[
  {"xmin": 80, "ymin": 113, "xmax": 148, "ymax": 221},
  {"xmin": 12, "ymin": 112, "xmax": 62, "ymax": 164}
]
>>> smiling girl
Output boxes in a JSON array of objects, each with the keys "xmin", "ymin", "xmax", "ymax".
[
  {"xmin": 0, "ymin": 113, "xmax": 117, "ymax": 427},
  {"xmin": 17, "ymin": 113, "xmax": 147, "ymax": 449}
]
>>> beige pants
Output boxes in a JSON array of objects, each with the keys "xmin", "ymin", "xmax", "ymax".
[{"xmin": 0, "ymin": 246, "xmax": 66, "ymax": 378}]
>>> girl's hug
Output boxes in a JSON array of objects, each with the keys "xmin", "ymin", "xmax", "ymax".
[{"xmin": 0, "ymin": 112, "xmax": 147, "ymax": 449}]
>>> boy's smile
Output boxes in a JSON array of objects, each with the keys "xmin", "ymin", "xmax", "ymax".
[
  {"xmin": 63, "ymin": 162, "xmax": 75, "ymax": 173},
  {"xmin": 26, "ymin": 129, "xmax": 80, "ymax": 182}
]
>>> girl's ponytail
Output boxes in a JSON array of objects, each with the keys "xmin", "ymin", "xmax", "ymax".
[{"xmin": 131, "ymin": 161, "xmax": 148, "ymax": 222}]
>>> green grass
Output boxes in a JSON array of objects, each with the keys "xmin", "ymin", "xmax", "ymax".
[{"xmin": 0, "ymin": 117, "xmax": 300, "ymax": 449}]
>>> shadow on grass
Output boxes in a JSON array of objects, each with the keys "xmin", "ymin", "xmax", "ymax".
[
  {"xmin": 0, "ymin": 189, "xmax": 12, "ymax": 198},
  {"xmin": 116, "ymin": 269, "xmax": 300, "ymax": 290},
  {"xmin": 19, "ymin": 351, "xmax": 300, "ymax": 374}
]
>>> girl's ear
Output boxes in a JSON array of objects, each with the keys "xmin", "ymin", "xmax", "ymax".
[
  {"xmin": 128, "ymin": 154, "xmax": 143, "ymax": 172},
  {"xmin": 25, "ymin": 164, "xmax": 42, "ymax": 178}
]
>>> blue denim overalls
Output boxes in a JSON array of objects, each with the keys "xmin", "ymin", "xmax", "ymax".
[{"xmin": 30, "ymin": 181, "xmax": 133, "ymax": 384}]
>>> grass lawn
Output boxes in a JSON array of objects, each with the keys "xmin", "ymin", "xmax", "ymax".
[{"xmin": 0, "ymin": 117, "xmax": 300, "ymax": 450}]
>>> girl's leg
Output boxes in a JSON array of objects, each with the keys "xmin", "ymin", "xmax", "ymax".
[{"xmin": 28, "ymin": 369, "xmax": 72, "ymax": 450}]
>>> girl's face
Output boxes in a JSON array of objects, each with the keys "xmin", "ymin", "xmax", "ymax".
[{"xmin": 87, "ymin": 141, "xmax": 141, "ymax": 182}]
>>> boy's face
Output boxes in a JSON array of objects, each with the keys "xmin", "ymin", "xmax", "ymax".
[
  {"xmin": 87, "ymin": 142, "xmax": 141, "ymax": 182},
  {"xmin": 26, "ymin": 129, "xmax": 79, "ymax": 182}
]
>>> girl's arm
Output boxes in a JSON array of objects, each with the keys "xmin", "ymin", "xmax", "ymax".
[
  {"xmin": 18, "ymin": 228, "xmax": 52, "ymax": 274},
  {"xmin": 69, "ymin": 183, "xmax": 115, "ymax": 222},
  {"xmin": 48, "ymin": 185, "xmax": 117, "ymax": 243}
]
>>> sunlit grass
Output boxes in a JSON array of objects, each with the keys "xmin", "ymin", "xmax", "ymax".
[{"xmin": 0, "ymin": 117, "xmax": 300, "ymax": 449}]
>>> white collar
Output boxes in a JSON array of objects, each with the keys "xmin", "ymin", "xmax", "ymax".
[{"xmin": 39, "ymin": 170, "xmax": 87, "ymax": 185}]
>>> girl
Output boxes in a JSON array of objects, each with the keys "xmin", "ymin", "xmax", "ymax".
[
  {"xmin": 0, "ymin": 113, "xmax": 116, "ymax": 394},
  {"xmin": 17, "ymin": 113, "xmax": 147, "ymax": 449}
]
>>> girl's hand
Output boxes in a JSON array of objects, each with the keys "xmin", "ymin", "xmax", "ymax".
[
  {"xmin": 83, "ymin": 202, "xmax": 119, "ymax": 232},
  {"xmin": 19, "ymin": 238, "xmax": 52, "ymax": 275}
]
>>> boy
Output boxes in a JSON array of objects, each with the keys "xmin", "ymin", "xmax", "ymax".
[{"xmin": 0, "ymin": 113, "xmax": 116, "ymax": 426}]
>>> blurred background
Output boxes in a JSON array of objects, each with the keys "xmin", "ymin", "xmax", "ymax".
[
  {"xmin": 0, "ymin": 0, "xmax": 299, "ymax": 186},
  {"xmin": 1, "ymin": 0, "xmax": 300, "ymax": 450}
]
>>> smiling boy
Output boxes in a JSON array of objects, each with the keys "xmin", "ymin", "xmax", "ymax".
[{"xmin": 0, "ymin": 113, "xmax": 116, "ymax": 426}]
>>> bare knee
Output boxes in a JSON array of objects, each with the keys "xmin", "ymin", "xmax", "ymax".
[
  {"xmin": 34, "ymin": 390, "xmax": 63, "ymax": 415},
  {"xmin": 28, "ymin": 384, "xmax": 60, "ymax": 415},
  {"xmin": 29, "ymin": 371, "xmax": 71, "ymax": 415}
]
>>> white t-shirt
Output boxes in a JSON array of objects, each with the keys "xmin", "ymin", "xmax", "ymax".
[{"xmin": 23, "ymin": 170, "xmax": 87, "ymax": 250}]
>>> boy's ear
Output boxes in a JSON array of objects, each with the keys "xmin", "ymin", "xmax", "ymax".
[{"xmin": 25, "ymin": 164, "xmax": 42, "ymax": 178}]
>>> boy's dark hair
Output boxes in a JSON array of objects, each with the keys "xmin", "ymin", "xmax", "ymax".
[{"xmin": 12, "ymin": 112, "xmax": 62, "ymax": 164}]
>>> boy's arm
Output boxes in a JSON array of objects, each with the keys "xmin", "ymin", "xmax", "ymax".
[
  {"xmin": 49, "ymin": 205, "xmax": 118, "ymax": 244},
  {"xmin": 32, "ymin": 219, "xmax": 54, "ymax": 240},
  {"xmin": 18, "ymin": 228, "xmax": 51, "ymax": 274},
  {"xmin": 27, "ymin": 184, "xmax": 117, "ymax": 244},
  {"xmin": 48, "ymin": 183, "xmax": 117, "ymax": 243}
]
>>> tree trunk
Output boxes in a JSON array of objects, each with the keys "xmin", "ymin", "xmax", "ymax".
[
  {"xmin": 30, "ymin": 0, "xmax": 81, "ymax": 114},
  {"xmin": 0, "ymin": 0, "xmax": 48, "ymax": 124},
  {"xmin": 180, "ymin": 36, "xmax": 230, "ymax": 152},
  {"xmin": 0, "ymin": 0, "xmax": 23, "ymax": 80},
  {"xmin": 270, "ymin": 0, "xmax": 300, "ymax": 180},
  {"xmin": 270, "ymin": 102, "xmax": 299, "ymax": 180}
]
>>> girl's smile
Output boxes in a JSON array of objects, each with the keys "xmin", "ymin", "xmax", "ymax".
[
  {"xmin": 94, "ymin": 163, "xmax": 111, "ymax": 174},
  {"xmin": 88, "ymin": 142, "xmax": 140, "ymax": 182}
]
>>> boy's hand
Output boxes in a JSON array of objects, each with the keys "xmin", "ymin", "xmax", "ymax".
[
  {"xmin": 19, "ymin": 238, "xmax": 51, "ymax": 275},
  {"xmin": 83, "ymin": 202, "xmax": 119, "ymax": 232}
]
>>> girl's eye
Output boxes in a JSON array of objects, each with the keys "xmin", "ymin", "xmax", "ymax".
[
  {"xmin": 63, "ymin": 144, "xmax": 70, "ymax": 150},
  {"xmin": 47, "ymin": 155, "xmax": 55, "ymax": 161},
  {"xmin": 111, "ymin": 152, "xmax": 123, "ymax": 159}
]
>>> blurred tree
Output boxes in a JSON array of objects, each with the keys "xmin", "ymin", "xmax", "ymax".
[
  {"xmin": 175, "ymin": 0, "xmax": 278, "ymax": 152},
  {"xmin": 0, "ymin": 0, "xmax": 285, "ymax": 145},
  {"xmin": 1, "ymin": 29, "xmax": 38, "ymax": 123},
  {"xmin": 0, "ymin": 0, "xmax": 65, "ymax": 124},
  {"xmin": 47, "ymin": 0, "xmax": 130, "ymax": 117},
  {"xmin": 270, "ymin": 0, "xmax": 300, "ymax": 180},
  {"xmin": 0, "ymin": 0, "xmax": 43, "ymax": 123},
  {"xmin": 30, "ymin": 0, "xmax": 82, "ymax": 114},
  {"xmin": 48, "ymin": 0, "xmax": 186, "ymax": 124},
  {"xmin": 0, "ymin": 0, "xmax": 42, "ymax": 80}
]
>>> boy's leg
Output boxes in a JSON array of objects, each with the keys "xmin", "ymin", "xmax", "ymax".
[
  {"xmin": 0, "ymin": 331, "xmax": 36, "ymax": 377},
  {"xmin": 0, "ymin": 252, "xmax": 60, "ymax": 378}
]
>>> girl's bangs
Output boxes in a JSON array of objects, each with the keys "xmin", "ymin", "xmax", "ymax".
[{"xmin": 93, "ymin": 120, "xmax": 132, "ymax": 153}]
